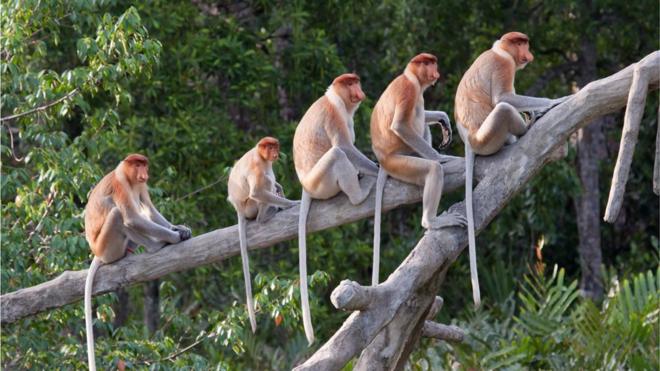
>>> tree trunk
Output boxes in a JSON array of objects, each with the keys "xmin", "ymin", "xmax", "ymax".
[
  {"xmin": 143, "ymin": 280, "xmax": 160, "ymax": 334},
  {"xmin": 112, "ymin": 287, "xmax": 130, "ymax": 328},
  {"xmin": 573, "ymin": 35, "xmax": 605, "ymax": 301}
]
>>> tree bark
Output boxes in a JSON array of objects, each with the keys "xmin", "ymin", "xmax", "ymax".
[
  {"xmin": 144, "ymin": 280, "xmax": 160, "ymax": 334},
  {"xmin": 573, "ymin": 34, "xmax": 606, "ymax": 301},
  {"xmin": 112, "ymin": 287, "xmax": 130, "ymax": 328}
]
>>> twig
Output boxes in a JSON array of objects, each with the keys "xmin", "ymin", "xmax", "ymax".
[
  {"xmin": 176, "ymin": 176, "xmax": 226, "ymax": 201},
  {"xmin": 1, "ymin": 88, "xmax": 79, "ymax": 122},
  {"xmin": 2, "ymin": 123, "xmax": 24, "ymax": 162}
]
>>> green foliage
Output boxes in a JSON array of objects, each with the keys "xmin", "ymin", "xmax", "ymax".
[
  {"xmin": 1, "ymin": 0, "xmax": 657, "ymax": 369},
  {"xmin": 414, "ymin": 266, "xmax": 658, "ymax": 369}
]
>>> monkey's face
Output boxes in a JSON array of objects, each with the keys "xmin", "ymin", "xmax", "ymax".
[
  {"xmin": 258, "ymin": 143, "xmax": 280, "ymax": 162},
  {"xmin": 267, "ymin": 145, "xmax": 280, "ymax": 161},
  {"xmin": 512, "ymin": 41, "xmax": 534, "ymax": 70},
  {"xmin": 411, "ymin": 61, "xmax": 440, "ymax": 87},
  {"xmin": 341, "ymin": 81, "xmax": 366, "ymax": 105},
  {"xmin": 129, "ymin": 163, "xmax": 149, "ymax": 184},
  {"xmin": 422, "ymin": 61, "xmax": 440, "ymax": 86}
]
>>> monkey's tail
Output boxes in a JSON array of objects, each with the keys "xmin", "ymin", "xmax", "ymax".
[
  {"xmin": 85, "ymin": 257, "xmax": 102, "ymax": 371},
  {"xmin": 372, "ymin": 167, "xmax": 388, "ymax": 286},
  {"xmin": 237, "ymin": 213, "xmax": 257, "ymax": 333},
  {"xmin": 298, "ymin": 190, "xmax": 314, "ymax": 345},
  {"xmin": 465, "ymin": 145, "xmax": 481, "ymax": 308}
]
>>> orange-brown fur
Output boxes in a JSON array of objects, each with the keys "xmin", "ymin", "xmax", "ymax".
[
  {"xmin": 455, "ymin": 32, "xmax": 533, "ymax": 149},
  {"xmin": 371, "ymin": 74, "xmax": 419, "ymax": 160},
  {"xmin": 85, "ymin": 154, "xmax": 148, "ymax": 259},
  {"xmin": 293, "ymin": 73, "xmax": 366, "ymax": 194},
  {"xmin": 371, "ymin": 53, "xmax": 440, "ymax": 178}
]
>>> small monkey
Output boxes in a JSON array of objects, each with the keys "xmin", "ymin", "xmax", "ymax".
[
  {"xmin": 84, "ymin": 154, "xmax": 191, "ymax": 371},
  {"xmin": 371, "ymin": 53, "xmax": 466, "ymax": 285},
  {"xmin": 455, "ymin": 32, "xmax": 569, "ymax": 307},
  {"xmin": 293, "ymin": 73, "xmax": 378, "ymax": 344},
  {"xmin": 227, "ymin": 137, "xmax": 298, "ymax": 333}
]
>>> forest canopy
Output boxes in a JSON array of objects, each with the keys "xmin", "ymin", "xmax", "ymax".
[{"xmin": 1, "ymin": 1, "xmax": 658, "ymax": 369}]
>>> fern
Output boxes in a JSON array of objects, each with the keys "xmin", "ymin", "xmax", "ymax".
[{"xmin": 441, "ymin": 266, "xmax": 658, "ymax": 370}]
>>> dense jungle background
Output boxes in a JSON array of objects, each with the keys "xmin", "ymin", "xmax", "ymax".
[{"xmin": 1, "ymin": 0, "xmax": 658, "ymax": 369}]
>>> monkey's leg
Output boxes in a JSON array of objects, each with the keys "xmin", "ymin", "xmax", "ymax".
[
  {"xmin": 124, "ymin": 228, "xmax": 166, "ymax": 253},
  {"xmin": 256, "ymin": 203, "xmax": 279, "ymax": 223},
  {"xmin": 302, "ymin": 147, "xmax": 371, "ymax": 205},
  {"xmin": 382, "ymin": 154, "xmax": 466, "ymax": 230},
  {"xmin": 472, "ymin": 102, "xmax": 527, "ymax": 155},
  {"xmin": 94, "ymin": 207, "xmax": 130, "ymax": 263}
]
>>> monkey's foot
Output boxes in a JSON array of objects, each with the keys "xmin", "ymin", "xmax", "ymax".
[
  {"xmin": 423, "ymin": 211, "xmax": 468, "ymax": 230},
  {"xmin": 256, "ymin": 205, "xmax": 279, "ymax": 223},
  {"xmin": 359, "ymin": 174, "xmax": 378, "ymax": 193}
]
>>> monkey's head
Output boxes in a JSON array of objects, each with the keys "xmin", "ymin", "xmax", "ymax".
[
  {"xmin": 500, "ymin": 32, "xmax": 533, "ymax": 70},
  {"xmin": 122, "ymin": 154, "xmax": 149, "ymax": 184},
  {"xmin": 332, "ymin": 73, "xmax": 365, "ymax": 108},
  {"xmin": 407, "ymin": 53, "xmax": 440, "ymax": 87},
  {"xmin": 257, "ymin": 137, "xmax": 280, "ymax": 162}
]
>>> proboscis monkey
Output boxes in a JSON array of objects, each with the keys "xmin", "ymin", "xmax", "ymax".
[
  {"xmin": 84, "ymin": 154, "xmax": 192, "ymax": 371},
  {"xmin": 227, "ymin": 137, "xmax": 298, "ymax": 333},
  {"xmin": 293, "ymin": 73, "xmax": 378, "ymax": 344},
  {"xmin": 455, "ymin": 32, "xmax": 570, "ymax": 307},
  {"xmin": 371, "ymin": 53, "xmax": 467, "ymax": 286}
]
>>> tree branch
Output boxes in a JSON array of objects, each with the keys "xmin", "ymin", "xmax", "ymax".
[
  {"xmin": 0, "ymin": 88, "xmax": 79, "ymax": 122},
  {"xmin": 0, "ymin": 155, "xmax": 466, "ymax": 324}
]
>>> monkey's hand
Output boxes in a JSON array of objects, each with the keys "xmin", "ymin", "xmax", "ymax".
[
  {"xmin": 437, "ymin": 111, "xmax": 451, "ymax": 127},
  {"xmin": 428, "ymin": 120, "xmax": 453, "ymax": 149},
  {"xmin": 283, "ymin": 199, "xmax": 301, "ymax": 209},
  {"xmin": 533, "ymin": 95, "xmax": 572, "ymax": 122},
  {"xmin": 274, "ymin": 183, "xmax": 285, "ymax": 197},
  {"xmin": 424, "ymin": 211, "xmax": 468, "ymax": 230},
  {"xmin": 172, "ymin": 225, "xmax": 192, "ymax": 241}
]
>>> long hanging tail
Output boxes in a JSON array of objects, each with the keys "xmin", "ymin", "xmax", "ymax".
[
  {"xmin": 85, "ymin": 257, "xmax": 102, "ymax": 371},
  {"xmin": 372, "ymin": 167, "xmax": 388, "ymax": 286},
  {"xmin": 237, "ymin": 213, "xmax": 257, "ymax": 333},
  {"xmin": 465, "ymin": 145, "xmax": 481, "ymax": 308},
  {"xmin": 298, "ymin": 190, "xmax": 314, "ymax": 345}
]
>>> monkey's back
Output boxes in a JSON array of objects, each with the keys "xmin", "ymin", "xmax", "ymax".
[
  {"xmin": 455, "ymin": 50, "xmax": 499, "ymax": 132},
  {"xmin": 84, "ymin": 171, "xmax": 116, "ymax": 248},
  {"xmin": 371, "ymin": 75, "xmax": 419, "ymax": 160},
  {"xmin": 293, "ymin": 97, "xmax": 336, "ymax": 180},
  {"xmin": 227, "ymin": 148, "xmax": 255, "ymax": 208}
]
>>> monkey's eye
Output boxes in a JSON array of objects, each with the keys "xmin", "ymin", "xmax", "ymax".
[{"xmin": 423, "ymin": 61, "xmax": 429, "ymax": 66}]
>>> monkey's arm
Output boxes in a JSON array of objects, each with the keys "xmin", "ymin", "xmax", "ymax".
[
  {"xmin": 424, "ymin": 110, "xmax": 450, "ymax": 126},
  {"xmin": 248, "ymin": 176, "xmax": 298, "ymax": 208},
  {"xmin": 140, "ymin": 190, "xmax": 174, "ymax": 228},
  {"xmin": 118, "ymin": 201, "xmax": 181, "ymax": 244},
  {"xmin": 327, "ymin": 119, "xmax": 379, "ymax": 176},
  {"xmin": 496, "ymin": 92, "xmax": 562, "ymax": 112},
  {"xmin": 340, "ymin": 144, "xmax": 379, "ymax": 176},
  {"xmin": 391, "ymin": 105, "xmax": 444, "ymax": 161}
]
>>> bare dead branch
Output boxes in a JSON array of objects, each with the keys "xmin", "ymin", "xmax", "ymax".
[
  {"xmin": 422, "ymin": 321, "xmax": 464, "ymax": 342},
  {"xmin": 604, "ymin": 52, "xmax": 659, "ymax": 222}
]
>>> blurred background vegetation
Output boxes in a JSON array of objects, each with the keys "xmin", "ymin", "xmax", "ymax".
[{"xmin": 1, "ymin": 0, "xmax": 657, "ymax": 369}]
